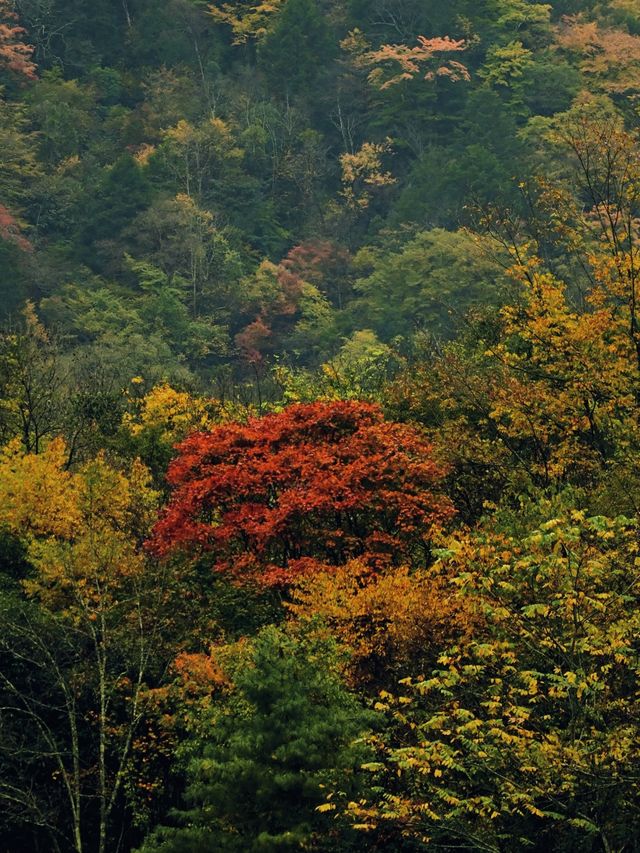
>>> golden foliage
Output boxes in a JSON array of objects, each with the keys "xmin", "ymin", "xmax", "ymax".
[
  {"xmin": 387, "ymin": 105, "xmax": 640, "ymax": 499},
  {"xmin": 0, "ymin": 437, "xmax": 80, "ymax": 538},
  {"xmin": 340, "ymin": 140, "xmax": 395, "ymax": 210},
  {"xmin": 347, "ymin": 509, "xmax": 640, "ymax": 846},
  {"xmin": 208, "ymin": 0, "xmax": 285, "ymax": 44},
  {"xmin": 556, "ymin": 16, "xmax": 640, "ymax": 94},
  {"xmin": 0, "ymin": 437, "xmax": 159, "ymax": 618},
  {"xmin": 289, "ymin": 561, "xmax": 477, "ymax": 686},
  {"xmin": 123, "ymin": 382, "xmax": 219, "ymax": 444}
]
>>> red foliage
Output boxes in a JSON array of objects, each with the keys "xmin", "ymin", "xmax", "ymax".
[
  {"xmin": 235, "ymin": 241, "xmax": 351, "ymax": 364},
  {"xmin": 0, "ymin": 0, "xmax": 36, "ymax": 81},
  {"xmin": 149, "ymin": 401, "xmax": 455, "ymax": 586},
  {"xmin": 281, "ymin": 240, "xmax": 350, "ymax": 290},
  {"xmin": 235, "ymin": 316, "xmax": 273, "ymax": 365},
  {"xmin": 0, "ymin": 203, "xmax": 32, "ymax": 251},
  {"xmin": 282, "ymin": 239, "xmax": 351, "ymax": 308}
]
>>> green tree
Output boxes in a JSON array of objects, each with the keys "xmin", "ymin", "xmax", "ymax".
[
  {"xmin": 26, "ymin": 70, "xmax": 97, "ymax": 164},
  {"xmin": 141, "ymin": 627, "xmax": 374, "ymax": 852},
  {"xmin": 80, "ymin": 155, "xmax": 151, "ymax": 269},
  {"xmin": 352, "ymin": 228, "xmax": 509, "ymax": 341},
  {"xmin": 258, "ymin": 0, "xmax": 335, "ymax": 98}
]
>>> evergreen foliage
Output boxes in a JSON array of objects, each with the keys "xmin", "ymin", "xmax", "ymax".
[{"xmin": 140, "ymin": 628, "xmax": 373, "ymax": 853}]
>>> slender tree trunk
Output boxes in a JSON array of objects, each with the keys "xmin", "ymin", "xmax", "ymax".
[
  {"xmin": 98, "ymin": 635, "xmax": 108, "ymax": 853},
  {"xmin": 122, "ymin": 0, "xmax": 132, "ymax": 28}
]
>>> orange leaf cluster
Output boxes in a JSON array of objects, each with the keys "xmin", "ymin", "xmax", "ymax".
[
  {"xmin": 556, "ymin": 16, "xmax": 640, "ymax": 94},
  {"xmin": 289, "ymin": 560, "xmax": 478, "ymax": 687},
  {"xmin": 0, "ymin": 0, "xmax": 36, "ymax": 80},
  {"xmin": 346, "ymin": 31, "xmax": 469, "ymax": 90},
  {"xmin": 0, "ymin": 202, "xmax": 32, "ymax": 251}
]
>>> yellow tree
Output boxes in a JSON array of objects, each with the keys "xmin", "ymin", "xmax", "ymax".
[
  {"xmin": 120, "ymin": 381, "xmax": 231, "ymax": 484},
  {"xmin": 154, "ymin": 117, "xmax": 244, "ymax": 203},
  {"xmin": 339, "ymin": 139, "xmax": 396, "ymax": 210},
  {"xmin": 0, "ymin": 439, "xmax": 176, "ymax": 853},
  {"xmin": 386, "ymin": 98, "xmax": 640, "ymax": 507},
  {"xmin": 346, "ymin": 503, "xmax": 640, "ymax": 851},
  {"xmin": 208, "ymin": 0, "xmax": 286, "ymax": 44},
  {"xmin": 122, "ymin": 381, "xmax": 219, "ymax": 444},
  {"xmin": 485, "ymin": 99, "xmax": 640, "ymax": 491}
]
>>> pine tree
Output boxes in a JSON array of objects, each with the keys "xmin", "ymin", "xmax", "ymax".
[{"xmin": 140, "ymin": 627, "xmax": 373, "ymax": 852}]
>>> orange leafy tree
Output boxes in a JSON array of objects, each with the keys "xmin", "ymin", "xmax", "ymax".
[
  {"xmin": 0, "ymin": 201, "xmax": 30, "ymax": 250},
  {"xmin": 149, "ymin": 401, "xmax": 454, "ymax": 586},
  {"xmin": 556, "ymin": 16, "xmax": 640, "ymax": 96},
  {"xmin": 343, "ymin": 29, "xmax": 469, "ymax": 90},
  {"xmin": 0, "ymin": 0, "xmax": 36, "ymax": 81}
]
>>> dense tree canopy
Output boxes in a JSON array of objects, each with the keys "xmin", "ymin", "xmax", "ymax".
[{"xmin": 3, "ymin": 1, "xmax": 640, "ymax": 851}]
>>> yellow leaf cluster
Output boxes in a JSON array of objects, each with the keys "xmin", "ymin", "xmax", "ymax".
[
  {"xmin": 208, "ymin": 0, "xmax": 285, "ymax": 44},
  {"xmin": 0, "ymin": 437, "xmax": 81, "ymax": 538},
  {"xmin": 288, "ymin": 561, "xmax": 478, "ymax": 686},
  {"xmin": 340, "ymin": 140, "xmax": 395, "ymax": 210},
  {"xmin": 123, "ymin": 382, "xmax": 219, "ymax": 444},
  {"xmin": 353, "ymin": 511, "xmax": 640, "ymax": 843},
  {"xmin": 0, "ymin": 437, "xmax": 159, "ymax": 620}
]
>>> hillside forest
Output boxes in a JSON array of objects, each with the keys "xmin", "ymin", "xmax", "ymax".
[{"xmin": 2, "ymin": 0, "xmax": 640, "ymax": 850}]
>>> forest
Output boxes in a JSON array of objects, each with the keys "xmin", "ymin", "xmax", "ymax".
[{"xmin": 1, "ymin": 0, "xmax": 640, "ymax": 850}]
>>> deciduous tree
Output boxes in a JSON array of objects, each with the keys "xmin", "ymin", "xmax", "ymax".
[
  {"xmin": 348, "ymin": 501, "xmax": 640, "ymax": 851},
  {"xmin": 288, "ymin": 560, "xmax": 478, "ymax": 689},
  {"xmin": 150, "ymin": 401, "xmax": 454, "ymax": 586},
  {"xmin": 342, "ymin": 29, "xmax": 469, "ymax": 90},
  {"xmin": 0, "ymin": 439, "xmax": 170, "ymax": 853},
  {"xmin": 0, "ymin": 0, "xmax": 36, "ymax": 81}
]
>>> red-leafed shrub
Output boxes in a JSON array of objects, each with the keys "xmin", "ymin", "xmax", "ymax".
[
  {"xmin": 0, "ymin": 203, "xmax": 32, "ymax": 251},
  {"xmin": 150, "ymin": 401, "xmax": 454, "ymax": 586}
]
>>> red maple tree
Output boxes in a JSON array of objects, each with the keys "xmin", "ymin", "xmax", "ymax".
[{"xmin": 150, "ymin": 401, "xmax": 454, "ymax": 586}]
